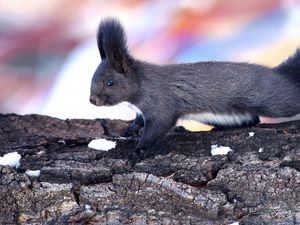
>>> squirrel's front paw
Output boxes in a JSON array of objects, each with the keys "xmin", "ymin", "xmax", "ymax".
[
  {"xmin": 122, "ymin": 122, "xmax": 143, "ymax": 138},
  {"xmin": 126, "ymin": 146, "xmax": 147, "ymax": 166},
  {"xmin": 126, "ymin": 150, "xmax": 141, "ymax": 166}
]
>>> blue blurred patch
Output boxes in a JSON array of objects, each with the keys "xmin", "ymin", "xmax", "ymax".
[{"xmin": 176, "ymin": 9, "xmax": 287, "ymax": 62}]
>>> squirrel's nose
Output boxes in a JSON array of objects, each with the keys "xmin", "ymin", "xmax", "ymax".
[{"xmin": 89, "ymin": 97, "xmax": 97, "ymax": 105}]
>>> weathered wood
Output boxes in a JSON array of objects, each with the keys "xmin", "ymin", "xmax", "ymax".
[{"xmin": 0, "ymin": 113, "xmax": 299, "ymax": 224}]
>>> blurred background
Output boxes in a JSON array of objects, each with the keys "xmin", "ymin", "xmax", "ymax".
[{"xmin": 1, "ymin": 0, "xmax": 300, "ymax": 127}]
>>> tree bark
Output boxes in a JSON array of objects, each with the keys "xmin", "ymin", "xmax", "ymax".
[{"xmin": 0, "ymin": 113, "xmax": 299, "ymax": 225}]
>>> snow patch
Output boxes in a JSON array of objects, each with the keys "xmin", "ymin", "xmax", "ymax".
[
  {"xmin": 249, "ymin": 132, "xmax": 255, "ymax": 137},
  {"xmin": 0, "ymin": 152, "xmax": 21, "ymax": 168},
  {"xmin": 88, "ymin": 139, "xmax": 116, "ymax": 151},
  {"xmin": 85, "ymin": 205, "xmax": 91, "ymax": 210},
  {"xmin": 25, "ymin": 170, "xmax": 41, "ymax": 177},
  {"xmin": 228, "ymin": 222, "xmax": 239, "ymax": 225},
  {"xmin": 211, "ymin": 145, "xmax": 233, "ymax": 156},
  {"xmin": 258, "ymin": 147, "xmax": 264, "ymax": 153}
]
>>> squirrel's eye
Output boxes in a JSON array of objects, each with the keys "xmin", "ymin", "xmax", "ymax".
[{"xmin": 106, "ymin": 79, "xmax": 114, "ymax": 87}]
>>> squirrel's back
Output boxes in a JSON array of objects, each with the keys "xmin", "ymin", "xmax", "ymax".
[{"xmin": 136, "ymin": 60, "xmax": 300, "ymax": 118}]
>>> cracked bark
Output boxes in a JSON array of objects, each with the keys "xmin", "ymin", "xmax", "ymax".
[{"xmin": 0, "ymin": 113, "xmax": 299, "ymax": 225}]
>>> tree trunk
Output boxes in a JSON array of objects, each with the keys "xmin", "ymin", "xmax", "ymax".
[{"xmin": 0, "ymin": 113, "xmax": 299, "ymax": 225}]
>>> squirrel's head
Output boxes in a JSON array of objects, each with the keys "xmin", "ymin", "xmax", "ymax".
[{"xmin": 90, "ymin": 18, "xmax": 138, "ymax": 106}]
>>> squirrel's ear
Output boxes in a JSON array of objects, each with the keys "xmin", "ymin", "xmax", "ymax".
[
  {"xmin": 108, "ymin": 49, "xmax": 133, "ymax": 74},
  {"xmin": 97, "ymin": 18, "xmax": 133, "ymax": 74}
]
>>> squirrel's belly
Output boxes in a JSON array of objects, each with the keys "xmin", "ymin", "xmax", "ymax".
[{"xmin": 181, "ymin": 112, "xmax": 257, "ymax": 127}]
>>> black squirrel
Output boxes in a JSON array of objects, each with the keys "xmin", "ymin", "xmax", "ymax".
[{"xmin": 90, "ymin": 17, "xmax": 300, "ymax": 152}]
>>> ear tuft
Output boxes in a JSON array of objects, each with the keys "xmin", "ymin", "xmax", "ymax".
[
  {"xmin": 97, "ymin": 17, "xmax": 133, "ymax": 73},
  {"xmin": 97, "ymin": 30, "xmax": 106, "ymax": 60}
]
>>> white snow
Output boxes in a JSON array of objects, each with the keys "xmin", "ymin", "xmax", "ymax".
[
  {"xmin": 211, "ymin": 145, "xmax": 233, "ymax": 156},
  {"xmin": 85, "ymin": 205, "xmax": 91, "ymax": 210},
  {"xmin": 228, "ymin": 222, "xmax": 239, "ymax": 225},
  {"xmin": 25, "ymin": 170, "xmax": 41, "ymax": 177},
  {"xmin": 0, "ymin": 152, "xmax": 21, "ymax": 168},
  {"xmin": 249, "ymin": 132, "xmax": 255, "ymax": 137},
  {"xmin": 88, "ymin": 139, "xmax": 116, "ymax": 151},
  {"xmin": 258, "ymin": 147, "xmax": 264, "ymax": 153}
]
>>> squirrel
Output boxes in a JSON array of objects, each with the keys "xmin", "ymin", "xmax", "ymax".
[{"xmin": 90, "ymin": 17, "xmax": 300, "ymax": 153}]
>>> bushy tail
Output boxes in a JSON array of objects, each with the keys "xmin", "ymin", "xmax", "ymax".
[{"xmin": 275, "ymin": 49, "xmax": 300, "ymax": 87}]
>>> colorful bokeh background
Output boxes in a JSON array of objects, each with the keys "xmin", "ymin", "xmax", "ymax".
[{"xmin": 1, "ymin": 0, "xmax": 300, "ymax": 124}]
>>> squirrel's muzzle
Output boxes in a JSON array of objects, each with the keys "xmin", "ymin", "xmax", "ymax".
[
  {"xmin": 89, "ymin": 94, "xmax": 109, "ymax": 106},
  {"xmin": 89, "ymin": 97, "xmax": 97, "ymax": 105}
]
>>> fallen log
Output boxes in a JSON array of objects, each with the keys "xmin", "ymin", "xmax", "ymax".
[{"xmin": 0, "ymin": 114, "xmax": 299, "ymax": 224}]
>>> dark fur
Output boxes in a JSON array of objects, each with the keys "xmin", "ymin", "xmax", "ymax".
[
  {"xmin": 275, "ymin": 49, "xmax": 300, "ymax": 87},
  {"xmin": 90, "ymin": 18, "xmax": 300, "ymax": 151}
]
